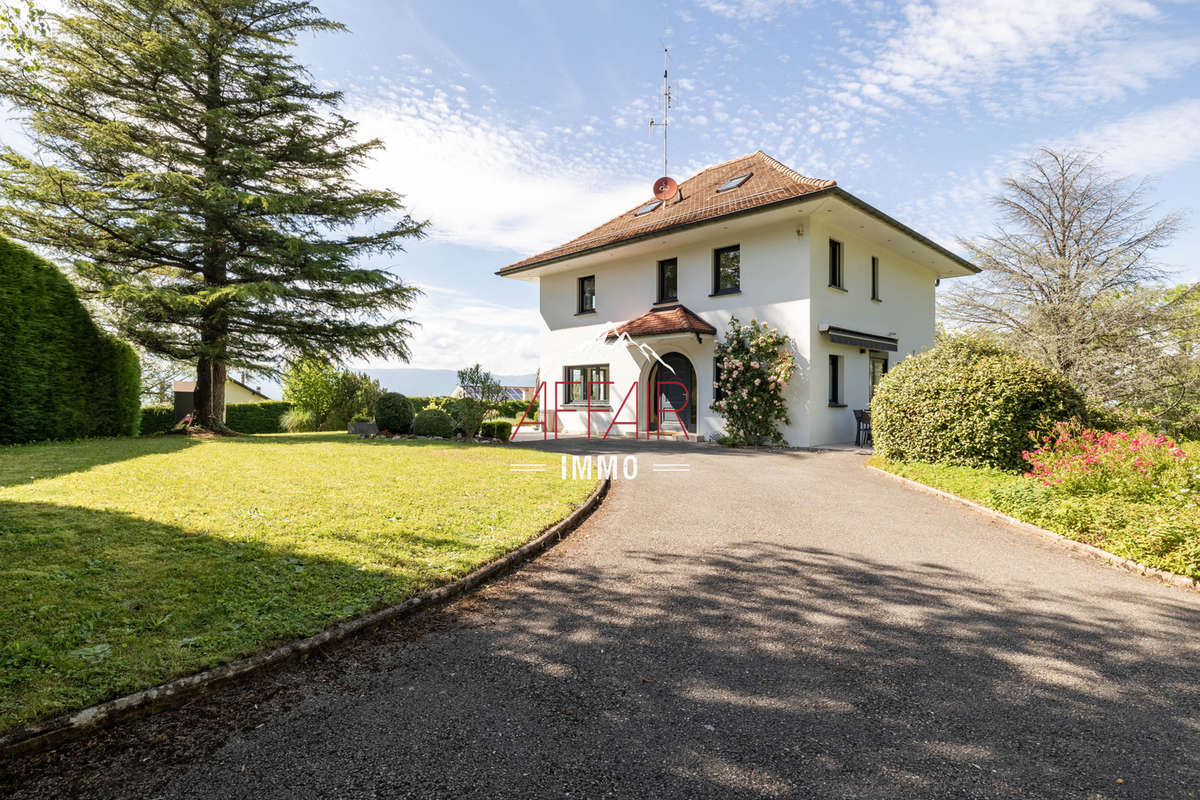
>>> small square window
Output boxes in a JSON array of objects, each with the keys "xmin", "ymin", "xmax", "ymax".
[
  {"xmin": 578, "ymin": 275, "xmax": 595, "ymax": 314},
  {"xmin": 634, "ymin": 200, "xmax": 662, "ymax": 216},
  {"xmin": 829, "ymin": 239, "xmax": 843, "ymax": 289},
  {"xmin": 712, "ymin": 245, "xmax": 740, "ymax": 295},
  {"xmin": 657, "ymin": 258, "xmax": 678, "ymax": 303}
]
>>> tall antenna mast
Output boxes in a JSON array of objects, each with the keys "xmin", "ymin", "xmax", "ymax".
[{"xmin": 649, "ymin": 47, "xmax": 671, "ymax": 177}]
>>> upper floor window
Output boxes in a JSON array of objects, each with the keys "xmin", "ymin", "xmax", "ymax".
[
  {"xmin": 871, "ymin": 256, "xmax": 880, "ymax": 301},
  {"xmin": 829, "ymin": 239, "xmax": 844, "ymax": 289},
  {"xmin": 657, "ymin": 258, "xmax": 678, "ymax": 303},
  {"xmin": 578, "ymin": 275, "xmax": 596, "ymax": 314},
  {"xmin": 712, "ymin": 245, "xmax": 740, "ymax": 295}
]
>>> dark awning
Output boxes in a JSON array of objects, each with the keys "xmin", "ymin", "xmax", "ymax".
[{"xmin": 822, "ymin": 325, "xmax": 898, "ymax": 352}]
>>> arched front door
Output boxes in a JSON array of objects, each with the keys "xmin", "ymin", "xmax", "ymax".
[{"xmin": 648, "ymin": 352, "xmax": 696, "ymax": 433}]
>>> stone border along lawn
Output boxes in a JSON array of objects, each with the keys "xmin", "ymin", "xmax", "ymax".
[
  {"xmin": 870, "ymin": 455, "xmax": 1200, "ymax": 585},
  {"xmin": 0, "ymin": 432, "xmax": 596, "ymax": 735}
]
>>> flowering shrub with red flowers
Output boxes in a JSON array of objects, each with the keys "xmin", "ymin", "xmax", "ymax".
[{"xmin": 1021, "ymin": 421, "xmax": 1192, "ymax": 501}]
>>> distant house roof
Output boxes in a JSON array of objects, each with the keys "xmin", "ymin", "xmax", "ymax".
[
  {"xmin": 454, "ymin": 385, "xmax": 530, "ymax": 401},
  {"xmin": 496, "ymin": 150, "xmax": 978, "ymax": 276},
  {"xmin": 607, "ymin": 304, "xmax": 717, "ymax": 340},
  {"xmin": 172, "ymin": 377, "xmax": 270, "ymax": 401}
]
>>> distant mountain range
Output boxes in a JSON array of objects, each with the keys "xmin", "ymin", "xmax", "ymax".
[{"xmin": 361, "ymin": 368, "xmax": 537, "ymax": 397}]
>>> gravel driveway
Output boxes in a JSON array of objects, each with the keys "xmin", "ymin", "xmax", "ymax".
[{"xmin": 5, "ymin": 442, "xmax": 1199, "ymax": 799}]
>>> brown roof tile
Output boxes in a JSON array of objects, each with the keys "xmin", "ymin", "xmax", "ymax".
[
  {"xmin": 606, "ymin": 304, "xmax": 717, "ymax": 340},
  {"xmin": 500, "ymin": 151, "xmax": 835, "ymax": 274}
]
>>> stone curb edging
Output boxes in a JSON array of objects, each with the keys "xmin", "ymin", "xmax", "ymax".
[
  {"xmin": 868, "ymin": 465, "xmax": 1199, "ymax": 594},
  {"xmin": 0, "ymin": 478, "xmax": 611, "ymax": 760}
]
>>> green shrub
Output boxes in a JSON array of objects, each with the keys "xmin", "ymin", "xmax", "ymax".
[
  {"xmin": 871, "ymin": 336, "xmax": 1085, "ymax": 470},
  {"xmin": 412, "ymin": 408, "xmax": 454, "ymax": 438},
  {"xmin": 490, "ymin": 420, "xmax": 513, "ymax": 442},
  {"xmin": 139, "ymin": 405, "xmax": 176, "ymax": 436},
  {"xmin": 227, "ymin": 401, "xmax": 291, "ymax": 434},
  {"xmin": 497, "ymin": 398, "xmax": 537, "ymax": 419},
  {"xmin": 0, "ymin": 237, "xmax": 141, "ymax": 443},
  {"xmin": 375, "ymin": 392, "xmax": 414, "ymax": 434},
  {"xmin": 406, "ymin": 396, "xmax": 434, "ymax": 413},
  {"xmin": 280, "ymin": 407, "xmax": 317, "ymax": 433}
]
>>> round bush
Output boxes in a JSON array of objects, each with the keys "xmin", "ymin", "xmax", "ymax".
[
  {"xmin": 375, "ymin": 392, "xmax": 414, "ymax": 434},
  {"xmin": 412, "ymin": 408, "xmax": 454, "ymax": 438},
  {"xmin": 871, "ymin": 337, "xmax": 1085, "ymax": 470}
]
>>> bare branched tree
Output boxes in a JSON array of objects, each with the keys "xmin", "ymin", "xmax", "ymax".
[{"xmin": 942, "ymin": 147, "xmax": 1199, "ymax": 427}]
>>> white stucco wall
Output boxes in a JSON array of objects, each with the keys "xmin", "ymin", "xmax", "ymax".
[
  {"xmin": 805, "ymin": 215, "xmax": 939, "ymax": 445},
  {"xmin": 527, "ymin": 199, "xmax": 942, "ymax": 446}
]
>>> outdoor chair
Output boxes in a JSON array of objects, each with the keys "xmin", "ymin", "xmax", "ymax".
[{"xmin": 853, "ymin": 409, "xmax": 872, "ymax": 447}]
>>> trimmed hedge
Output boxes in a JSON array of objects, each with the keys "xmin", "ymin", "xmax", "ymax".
[
  {"xmin": 871, "ymin": 336, "xmax": 1085, "ymax": 471},
  {"xmin": 0, "ymin": 237, "xmax": 141, "ymax": 443},
  {"xmin": 139, "ymin": 405, "xmax": 176, "ymax": 436},
  {"xmin": 412, "ymin": 408, "xmax": 454, "ymax": 438},
  {"xmin": 404, "ymin": 396, "xmax": 537, "ymax": 420},
  {"xmin": 376, "ymin": 392, "xmax": 414, "ymax": 434},
  {"xmin": 227, "ymin": 401, "xmax": 291, "ymax": 434},
  {"xmin": 480, "ymin": 420, "xmax": 513, "ymax": 442}
]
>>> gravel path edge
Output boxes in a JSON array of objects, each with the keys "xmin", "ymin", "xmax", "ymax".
[
  {"xmin": 0, "ymin": 477, "xmax": 611, "ymax": 760},
  {"xmin": 869, "ymin": 465, "xmax": 1198, "ymax": 594}
]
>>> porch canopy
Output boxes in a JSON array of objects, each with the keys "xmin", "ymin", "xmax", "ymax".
[{"xmin": 606, "ymin": 304, "xmax": 717, "ymax": 343}]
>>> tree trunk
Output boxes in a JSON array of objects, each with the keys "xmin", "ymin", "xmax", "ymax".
[
  {"xmin": 194, "ymin": 356, "xmax": 213, "ymax": 427},
  {"xmin": 212, "ymin": 360, "xmax": 227, "ymax": 426}
]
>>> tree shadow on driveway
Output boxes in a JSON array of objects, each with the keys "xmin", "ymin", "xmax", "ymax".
[{"xmin": 5, "ymin": 541, "xmax": 1199, "ymax": 799}]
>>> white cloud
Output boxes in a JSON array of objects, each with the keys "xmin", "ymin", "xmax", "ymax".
[
  {"xmin": 1077, "ymin": 98, "xmax": 1200, "ymax": 174},
  {"xmin": 354, "ymin": 284, "xmax": 542, "ymax": 374},
  {"xmin": 346, "ymin": 83, "xmax": 648, "ymax": 255},
  {"xmin": 844, "ymin": 0, "xmax": 1187, "ymax": 110}
]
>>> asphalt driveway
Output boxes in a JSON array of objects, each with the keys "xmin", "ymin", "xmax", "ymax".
[{"xmin": 5, "ymin": 443, "xmax": 1199, "ymax": 799}]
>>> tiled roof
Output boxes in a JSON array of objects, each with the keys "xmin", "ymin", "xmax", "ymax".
[
  {"xmin": 500, "ymin": 151, "xmax": 835, "ymax": 274},
  {"xmin": 606, "ymin": 304, "xmax": 717, "ymax": 340}
]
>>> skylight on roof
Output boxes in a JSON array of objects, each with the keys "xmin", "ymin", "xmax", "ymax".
[
  {"xmin": 634, "ymin": 199, "xmax": 663, "ymax": 216},
  {"xmin": 716, "ymin": 172, "xmax": 752, "ymax": 192}
]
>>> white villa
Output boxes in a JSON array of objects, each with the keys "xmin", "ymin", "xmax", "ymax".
[{"xmin": 498, "ymin": 151, "xmax": 977, "ymax": 446}]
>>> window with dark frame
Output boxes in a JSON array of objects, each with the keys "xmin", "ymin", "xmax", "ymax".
[
  {"xmin": 713, "ymin": 357, "xmax": 725, "ymax": 402},
  {"xmin": 829, "ymin": 239, "xmax": 843, "ymax": 289},
  {"xmin": 657, "ymin": 258, "xmax": 678, "ymax": 303},
  {"xmin": 871, "ymin": 256, "xmax": 880, "ymax": 301},
  {"xmin": 577, "ymin": 275, "xmax": 595, "ymax": 314},
  {"xmin": 828, "ymin": 354, "xmax": 841, "ymax": 405},
  {"xmin": 562, "ymin": 364, "xmax": 609, "ymax": 405},
  {"xmin": 712, "ymin": 245, "xmax": 740, "ymax": 295}
]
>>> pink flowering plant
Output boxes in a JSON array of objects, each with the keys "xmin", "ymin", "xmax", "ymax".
[
  {"xmin": 1021, "ymin": 420, "xmax": 1194, "ymax": 502},
  {"xmin": 711, "ymin": 317, "xmax": 797, "ymax": 445}
]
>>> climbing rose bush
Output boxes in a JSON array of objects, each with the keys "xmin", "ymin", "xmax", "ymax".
[
  {"xmin": 711, "ymin": 317, "xmax": 797, "ymax": 445},
  {"xmin": 1022, "ymin": 421, "xmax": 1192, "ymax": 501}
]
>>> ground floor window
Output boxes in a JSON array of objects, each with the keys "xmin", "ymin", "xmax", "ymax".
[
  {"xmin": 563, "ymin": 364, "xmax": 609, "ymax": 405},
  {"xmin": 829, "ymin": 354, "xmax": 843, "ymax": 405},
  {"xmin": 713, "ymin": 357, "xmax": 725, "ymax": 402}
]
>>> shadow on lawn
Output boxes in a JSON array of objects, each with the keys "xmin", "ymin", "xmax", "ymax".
[
  {"xmin": 0, "ymin": 499, "xmax": 415, "ymax": 739},
  {"xmin": 0, "ymin": 436, "xmax": 199, "ymax": 489}
]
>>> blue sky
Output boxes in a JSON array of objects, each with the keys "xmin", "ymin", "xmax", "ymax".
[{"xmin": 15, "ymin": 0, "xmax": 1200, "ymax": 378}]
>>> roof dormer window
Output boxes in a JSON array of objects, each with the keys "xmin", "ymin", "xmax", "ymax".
[
  {"xmin": 634, "ymin": 199, "xmax": 663, "ymax": 216},
  {"xmin": 716, "ymin": 172, "xmax": 752, "ymax": 192}
]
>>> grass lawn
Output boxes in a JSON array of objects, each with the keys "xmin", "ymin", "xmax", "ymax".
[
  {"xmin": 872, "ymin": 450, "xmax": 1200, "ymax": 581},
  {"xmin": 0, "ymin": 432, "xmax": 594, "ymax": 734}
]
